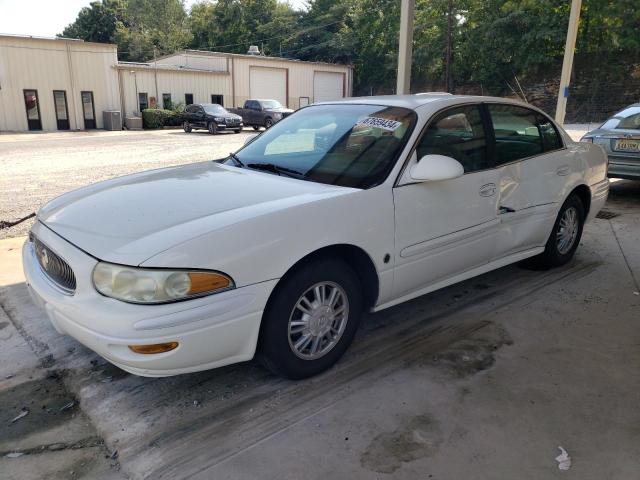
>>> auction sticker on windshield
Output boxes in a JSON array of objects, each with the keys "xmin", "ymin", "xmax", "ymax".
[{"xmin": 355, "ymin": 117, "xmax": 402, "ymax": 131}]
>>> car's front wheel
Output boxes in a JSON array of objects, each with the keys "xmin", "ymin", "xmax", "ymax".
[
  {"xmin": 183, "ymin": 121, "xmax": 191, "ymax": 133},
  {"xmin": 208, "ymin": 122, "xmax": 217, "ymax": 135},
  {"xmin": 234, "ymin": 128, "xmax": 242, "ymax": 134},
  {"xmin": 258, "ymin": 258, "xmax": 363, "ymax": 379},
  {"xmin": 252, "ymin": 125, "xmax": 260, "ymax": 131},
  {"xmin": 528, "ymin": 193, "xmax": 585, "ymax": 269},
  {"xmin": 264, "ymin": 118, "xmax": 273, "ymax": 129}
]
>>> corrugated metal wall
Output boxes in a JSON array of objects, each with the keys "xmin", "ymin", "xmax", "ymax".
[
  {"xmin": 232, "ymin": 56, "xmax": 352, "ymax": 109},
  {"xmin": 0, "ymin": 35, "xmax": 119, "ymax": 132},
  {"xmin": 118, "ymin": 66, "xmax": 231, "ymax": 116}
]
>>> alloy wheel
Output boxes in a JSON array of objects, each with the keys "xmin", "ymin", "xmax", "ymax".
[{"xmin": 287, "ymin": 281, "xmax": 349, "ymax": 360}]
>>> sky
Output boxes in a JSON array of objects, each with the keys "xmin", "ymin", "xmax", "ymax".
[{"xmin": 0, "ymin": 0, "xmax": 308, "ymax": 38}]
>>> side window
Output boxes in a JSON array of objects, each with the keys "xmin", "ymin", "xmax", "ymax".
[
  {"xmin": 185, "ymin": 105, "xmax": 194, "ymax": 113},
  {"xmin": 488, "ymin": 104, "xmax": 543, "ymax": 165},
  {"xmin": 537, "ymin": 115, "xmax": 563, "ymax": 151},
  {"xmin": 417, "ymin": 105, "xmax": 488, "ymax": 173}
]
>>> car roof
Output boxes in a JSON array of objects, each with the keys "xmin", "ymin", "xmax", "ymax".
[
  {"xmin": 197, "ymin": 103, "xmax": 223, "ymax": 107},
  {"xmin": 315, "ymin": 93, "xmax": 531, "ymax": 110}
]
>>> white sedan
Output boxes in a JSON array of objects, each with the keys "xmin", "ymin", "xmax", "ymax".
[{"xmin": 23, "ymin": 94, "xmax": 609, "ymax": 379}]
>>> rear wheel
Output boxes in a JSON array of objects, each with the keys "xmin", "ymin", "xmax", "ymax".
[
  {"xmin": 208, "ymin": 122, "xmax": 217, "ymax": 135},
  {"xmin": 182, "ymin": 121, "xmax": 191, "ymax": 133},
  {"xmin": 258, "ymin": 258, "xmax": 363, "ymax": 379},
  {"xmin": 264, "ymin": 118, "xmax": 273, "ymax": 129},
  {"xmin": 527, "ymin": 193, "xmax": 585, "ymax": 269}
]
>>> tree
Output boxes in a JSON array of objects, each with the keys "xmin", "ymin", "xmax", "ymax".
[{"xmin": 61, "ymin": 0, "xmax": 125, "ymax": 44}]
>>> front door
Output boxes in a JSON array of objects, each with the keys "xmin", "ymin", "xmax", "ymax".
[
  {"xmin": 23, "ymin": 89, "xmax": 42, "ymax": 131},
  {"xmin": 81, "ymin": 91, "xmax": 96, "ymax": 129},
  {"xmin": 53, "ymin": 91, "xmax": 70, "ymax": 130},
  {"xmin": 393, "ymin": 104, "xmax": 500, "ymax": 299}
]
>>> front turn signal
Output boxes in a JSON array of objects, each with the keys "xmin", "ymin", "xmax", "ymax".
[{"xmin": 128, "ymin": 342, "xmax": 179, "ymax": 354}]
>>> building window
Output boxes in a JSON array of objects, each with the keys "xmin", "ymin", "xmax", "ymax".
[
  {"xmin": 162, "ymin": 93, "xmax": 172, "ymax": 110},
  {"xmin": 23, "ymin": 89, "xmax": 42, "ymax": 131},
  {"xmin": 53, "ymin": 90, "xmax": 70, "ymax": 130},
  {"xmin": 211, "ymin": 94, "xmax": 223, "ymax": 106},
  {"xmin": 139, "ymin": 92, "xmax": 149, "ymax": 112},
  {"xmin": 185, "ymin": 93, "xmax": 193, "ymax": 105}
]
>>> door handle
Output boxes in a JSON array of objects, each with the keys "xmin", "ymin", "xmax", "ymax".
[
  {"xmin": 479, "ymin": 183, "xmax": 496, "ymax": 197},
  {"xmin": 556, "ymin": 165, "xmax": 570, "ymax": 176}
]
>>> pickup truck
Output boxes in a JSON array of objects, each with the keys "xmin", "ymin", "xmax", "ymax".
[{"xmin": 229, "ymin": 99, "xmax": 294, "ymax": 130}]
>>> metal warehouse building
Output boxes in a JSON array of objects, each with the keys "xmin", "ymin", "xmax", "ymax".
[{"xmin": 0, "ymin": 34, "xmax": 353, "ymax": 132}]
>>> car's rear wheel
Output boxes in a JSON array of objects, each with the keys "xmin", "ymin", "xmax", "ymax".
[
  {"xmin": 258, "ymin": 258, "xmax": 363, "ymax": 379},
  {"xmin": 264, "ymin": 118, "xmax": 273, "ymax": 129},
  {"xmin": 183, "ymin": 121, "xmax": 191, "ymax": 133},
  {"xmin": 208, "ymin": 122, "xmax": 217, "ymax": 135},
  {"xmin": 527, "ymin": 193, "xmax": 585, "ymax": 269}
]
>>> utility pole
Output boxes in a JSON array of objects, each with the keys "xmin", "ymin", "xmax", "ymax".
[
  {"xmin": 444, "ymin": 0, "xmax": 453, "ymax": 92},
  {"xmin": 555, "ymin": 0, "xmax": 582, "ymax": 124},
  {"xmin": 396, "ymin": 0, "xmax": 415, "ymax": 95},
  {"xmin": 153, "ymin": 46, "xmax": 159, "ymax": 107}
]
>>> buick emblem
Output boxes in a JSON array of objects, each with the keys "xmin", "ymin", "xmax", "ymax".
[{"xmin": 41, "ymin": 248, "xmax": 50, "ymax": 269}]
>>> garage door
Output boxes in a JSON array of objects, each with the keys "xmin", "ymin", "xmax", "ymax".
[
  {"xmin": 249, "ymin": 67, "xmax": 287, "ymax": 106},
  {"xmin": 314, "ymin": 72, "xmax": 344, "ymax": 103}
]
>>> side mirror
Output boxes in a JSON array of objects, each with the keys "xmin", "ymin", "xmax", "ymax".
[{"xmin": 410, "ymin": 154, "xmax": 464, "ymax": 182}]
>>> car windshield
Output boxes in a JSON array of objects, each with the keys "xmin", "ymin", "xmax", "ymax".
[
  {"xmin": 260, "ymin": 100, "xmax": 283, "ymax": 109},
  {"xmin": 203, "ymin": 104, "xmax": 226, "ymax": 114},
  {"xmin": 227, "ymin": 104, "xmax": 417, "ymax": 189},
  {"xmin": 601, "ymin": 106, "xmax": 640, "ymax": 130}
]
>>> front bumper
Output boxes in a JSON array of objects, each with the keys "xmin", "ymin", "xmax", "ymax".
[
  {"xmin": 217, "ymin": 121, "xmax": 243, "ymax": 130},
  {"xmin": 23, "ymin": 222, "xmax": 276, "ymax": 377}
]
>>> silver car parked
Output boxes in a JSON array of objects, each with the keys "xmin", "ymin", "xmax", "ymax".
[{"xmin": 581, "ymin": 104, "xmax": 640, "ymax": 180}]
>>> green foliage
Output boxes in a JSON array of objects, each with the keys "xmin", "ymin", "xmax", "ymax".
[
  {"xmin": 61, "ymin": 0, "xmax": 640, "ymax": 96},
  {"xmin": 142, "ymin": 108, "xmax": 181, "ymax": 128}
]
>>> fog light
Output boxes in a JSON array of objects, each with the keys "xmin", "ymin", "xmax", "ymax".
[{"xmin": 128, "ymin": 342, "xmax": 179, "ymax": 354}]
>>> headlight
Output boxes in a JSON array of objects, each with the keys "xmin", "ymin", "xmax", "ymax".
[
  {"xmin": 273, "ymin": 113, "xmax": 282, "ymax": 119},
  {"xmin": 580, "ymin": 136, "xmax": 594, "ymax": 143},
  {"xmin": 92, "ymin": 263, "xmax": 234, "ymax": 304}
]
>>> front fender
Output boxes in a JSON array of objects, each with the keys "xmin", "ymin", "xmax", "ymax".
[{"xmin": 141, "ymin": 185, "xmax": 396, "ymax": 302}]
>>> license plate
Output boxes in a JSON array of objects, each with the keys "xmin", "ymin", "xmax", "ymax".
[{"xmin": 614, "ymin": 139, "xmax": 640, "ymax": 153}]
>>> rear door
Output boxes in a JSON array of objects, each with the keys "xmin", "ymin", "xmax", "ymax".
[
  {"xmin": 487, "ymin": 103, "xmax": 570, "ymax": 257},
  {"xmin": 393, "ymin": 104, "xmax": 501, "ymax": 298}
]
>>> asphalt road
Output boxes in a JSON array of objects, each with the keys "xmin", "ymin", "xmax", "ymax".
[{"xmin": 0, "ymin": 128, "xmax": 252, "ymax": 239}]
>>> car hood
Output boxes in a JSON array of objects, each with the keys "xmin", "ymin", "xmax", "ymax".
[{"xmin": 38, "ymin": 162, "xmax": 355, "ymax": 265}]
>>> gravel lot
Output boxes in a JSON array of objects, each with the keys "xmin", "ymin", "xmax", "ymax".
[
  {"xmin": 0, "ymin": 128, "xmax": 252, "ymax": 239},
  {"xmin": 0, "ymin": 125, "xmax": 588, "ymax": 239}
]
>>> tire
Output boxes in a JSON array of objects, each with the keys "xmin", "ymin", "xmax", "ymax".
[
  {"xmin": 264, "ymin": 117, "xmax": 273, "ymax": 129},
  {"xmin": 234, "ymin": 128, "xmax": 242, "ymax": 134},
  {"xmin": 208, "ymin": 122, "xmax": 217, "ymax": 135},
  {"xmin": 182, "ymin": 121, "xmax": 191, "ymax": 133},
  {"xmin": 526, "ymin": 193, "xmax": 585, "ymax": 270},
  {"xmin": 258, "ymin": 258, "xmax": 363, "ymax": 379},
  {"xmin": 252, "ymin": 125, "xmax": 260, "ymax": 131}
]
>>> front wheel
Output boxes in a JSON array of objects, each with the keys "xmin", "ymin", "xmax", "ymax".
[
  {"xmin": 258, "ymin": 259, "xmax": 363, "ymax": 379},
  {"xmin": 182, "ymin": 121, "xmax": 191, "ymax": 133},
  {"xmin": 208, "ymin": 122, "xmax": 217, "ymax": 135},
  {"xmin": 527, "ymin": 193, "xmax": 585, "ymax": 269},
  {"xmin": 252, "ymin": 125, "xmax": 260, "ymax": 131},
  {"xmin": 234, "ymin": 128, "xmax": 242, "ymax": 134},
  {"xmin": 264, "ymin": 118, "xmax": 273, "ymax": 129}
]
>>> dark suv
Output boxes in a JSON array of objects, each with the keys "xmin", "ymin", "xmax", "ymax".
[{"xmin": 182, "ymin": 103, "xmax": 244, "ymax": 134}]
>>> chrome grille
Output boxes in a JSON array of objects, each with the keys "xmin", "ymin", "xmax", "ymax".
[{"xmin": 31, "ymin": 234, "xmax": 76, "ymax": 294}]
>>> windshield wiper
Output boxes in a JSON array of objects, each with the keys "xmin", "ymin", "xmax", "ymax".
[
  {"xmin": 246, "ymin": 163, "xmax": 305, "ymax": 178},
  {"xmin": 228, "ymin": 152, "xmax": 245, "ymax": 168}
]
